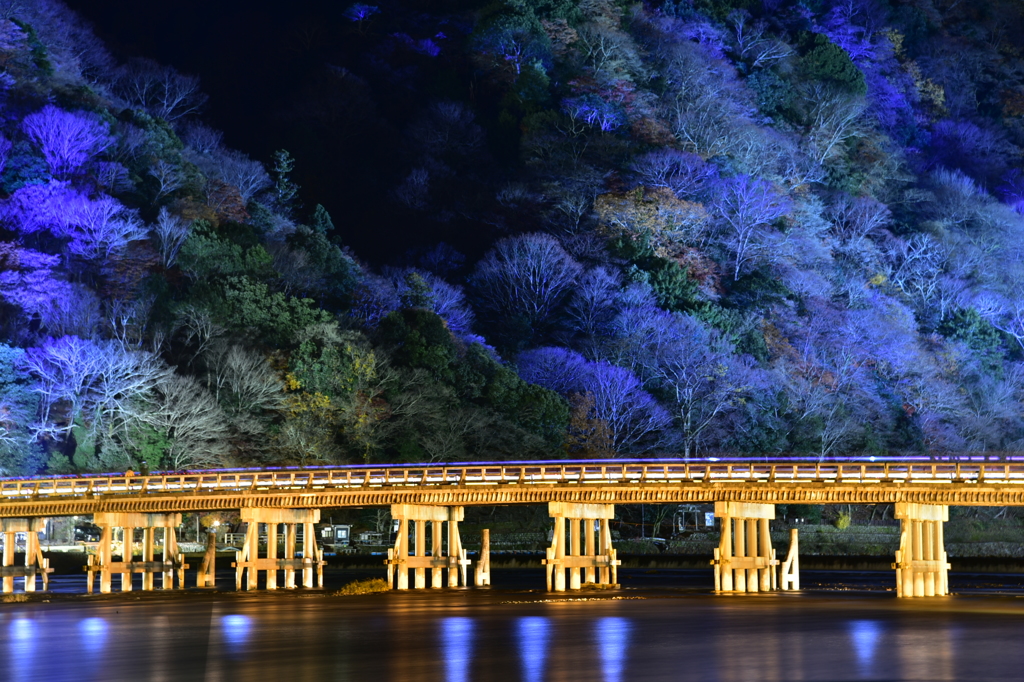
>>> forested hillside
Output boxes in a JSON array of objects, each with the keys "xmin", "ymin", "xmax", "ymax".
[{"xmin": 2, "ymin": 0, "xmax": 1024, "ymax": 475}]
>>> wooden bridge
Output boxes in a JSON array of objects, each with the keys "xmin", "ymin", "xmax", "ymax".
[{"xmin": 2, "ymin": 457, "xmax": 1023, "ymax": 598}]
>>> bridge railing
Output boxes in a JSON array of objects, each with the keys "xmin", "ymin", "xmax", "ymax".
[{"xmin": 3, "ymin": 460, "xmax": 1024, "ymax": 501}]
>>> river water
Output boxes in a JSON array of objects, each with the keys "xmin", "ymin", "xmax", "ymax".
[{"xmin": 4, "ymin": 569, "xmax": 1024, "ymax": 682}]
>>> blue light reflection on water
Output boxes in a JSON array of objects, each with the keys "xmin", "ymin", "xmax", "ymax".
[
  {"xmin": 442, "ymin": 617, "xmax": 474, "ymax": 682},
  {"xmin": 79, "ymin": 617, "xmax": 109, "ymax": 654},
  {"xmin": 596, "ymin": 617, "xmax": 631, "ymax": 682},
  {"xmin": 8, "ymin": 618, "xmax": 37, "ymax": 682},
  {"xmin": 222, "ymin": 614, "xmax": 253, "ymax": 655},
  {"xmin": 849, "ymin": 620, "xmax": 881, "ymax": 674},
  {"xmin": 517, "ymin": 617, "xmax": 550, "ymax": 682}
]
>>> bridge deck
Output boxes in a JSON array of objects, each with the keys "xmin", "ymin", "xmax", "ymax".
[{"xmin": 3, "ymin": 460, "xmax": 1024, "ymax": 517}]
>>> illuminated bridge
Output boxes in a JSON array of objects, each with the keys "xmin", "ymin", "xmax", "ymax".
[{"xmin": 2, "ymin": 457, "xmax": 1023, "ymax": 598}]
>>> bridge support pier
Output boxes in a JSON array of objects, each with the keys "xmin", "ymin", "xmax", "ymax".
[
  {"xmin": 87, "ymin": 513, "xmax": 186, "ymax": 594},
  {"xmin": 197, "ymin": 530, "xmax": 217, "ymax": 587},
  {"xmin": 233, "ymin": 508, "xmax": 325, "ymax": 591},
  {"xmin": 712, "ymin": 502, "xmax": 778, "ymax": 593},
  {"xmin": 386, "ymin": 505, "xmax": 469, "ymax": 590},
  {"xmin": 474, "ymin": 528, "xmax": 491, "ymax": 586},
  {"xmin": 1, "ymin": 518, "xmax": 51, "ymax": 594},
  {"xmin": 780, "ymin": 528, "xmax": 800, "ymax": 591},
  {"xmin": 893, "ymin": 503, "xmax": 949, "ymax": 597},
  {"xmin": 543, "ymin": 502, "xmax": 619, "ymax": 591}
]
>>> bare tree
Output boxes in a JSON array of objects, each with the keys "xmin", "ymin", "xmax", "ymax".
[
  {"xmin": 173, "ymin": 304, "xmax": 224, "ymax": 364},
  {"xmin": 408, "ymin": 101, "xmax": 484, "ymax": 159},
  {"xmin": 827, "ymin": 194, "xmax": 891, "ymax": 247},
  {"xmin": 471, "ymin": 233, "xmax": 583, "ymax": 327},
  {"xmin": 713, "ymin": 175, "xmax": 790, "ymax": 280},
  {"xmin": 114, "ymin": 57, "xmax": 207, "ymax": 124},
  {"xmin": 564, "ymin": 266, "xmax": 620, "ymax": 341},
  {"xmin": 152, "ymin": 207, "xmax": 190, "ymax": 268},
  {"xmin": 975, "ymin": 289, "xmax": 1024, "ymax": 352},
  {"xmin": 608, "ymin": 306, "xmax": 746, "ymax": 457},
  {"xmin": 56, "ymin": 194, "xmax": 148, "ymax": 261},
  {"xmin": 420, "ymin": 407, "xmax": 490, "ymax": 463},
  {"xmin": 803, "ymin": 84, "xmax": 867, "ymax": 164},
  {"xmin": 181, "ymin": 122, "xmax": 223, "ymax": 154},
  {"xmin": 22, "ymin": 105, "xmax": 112, "ymax": 178},
  {"xmin": 727, "ymin": 10, "xmax": 793, "ymax": 68},
  {"xmin": 37, "ymin": 282, "xmax": 101, "ymax": 338},
  {"xmin": 143, "ymin": 374, "xmax": 230, "ymax": 470},
  {"xmin": 193, "ymin": 149, "xmax": 271, "ymax": 203},
  {"xmin": 24, "ymin": 336, "xmax": 169, "ymax": 442},
  {"xmin": 631, "ymin": 149, "xmax": 716, "ymax": 200},
  {"xmin": 883, "ymin": 234, "xmax": 948, "ymax": 311},
  {"xmin": 209, "ymin": 345, "xmax": 286, "ymax": 414},
  {"xmin": 149, "ymin": 158, "xmax": 184, "ymax": 200}
]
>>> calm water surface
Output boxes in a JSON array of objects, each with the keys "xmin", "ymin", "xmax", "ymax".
[{"xmin": 3, "ymin": 569, "xmax": 1024, "ymax": 681}]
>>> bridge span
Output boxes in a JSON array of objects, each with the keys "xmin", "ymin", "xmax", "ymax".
[{"xmin": 1, "ymin": 458, "xmax": 1023, "ymax": 598}]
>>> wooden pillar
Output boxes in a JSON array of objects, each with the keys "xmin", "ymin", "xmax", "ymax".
[
  {"xmin": 3, "ymin": 531, "xmax": 14, "ymax": 594},
  {"xmin": 24, "ymin": 526, "xmax": 39, "ymax": 593},
  {"xmin": 414, "ymin": 520, "xmax": 426, "ymax": 589},
  {"xmin": 780, "ymin": 528, "xmax": 800, "ymax": 591},
  {"xmin": 719, "ymin": 514, "xmax": 733, "ymax": 591},
  {"xmin": 199, "ymin": 531, "xmax": 216, "ymax": 588},
  {"xmin": 553, "ymin": 516, "xmax": 566, "ymax": 592},
  {"xmin": 100, "ymin": 525, "xmax": 113, "ymax": 594},
  {"xmin": 447, "ymin": 509, "xmax": 459, "ymax": 587},
  {"xmin": 235, "ymin": 548, "xmax": 244, "ymax": 592},
  {"xmin": 266, "ymin": 523, "xmax": 278, "ymax": 590},
  {"xmin": 303, "ymin": 521, "xmax": 316, "ymax": 588},
  {"xmin": 142, "ymin": 527, "xmax": 155, "ymax": 590},
  {"xmin": 121, "ymin": 527, "xmax": 134, "ymax": 592},
  {"xmin": 431, "ymin": 521, "xmax": 443, "ymax": 588},
  {"xmin": 598, "ymin": 519, "xmax": 610, "ymax": 585},
  {"xmin": 396, "ymin": 519, "xmax": 409, "ymax": 590},
  {"xmin": 607, "ymin": 519, "xmax": 617, "ymax": 586},
  {"xmin": 912, "ymin": 520, "xmax": 924, "ymax": 597},
  {"xmin": 317, "ymin": 543, "xmax": 324, "ymax": 588},
  {"xmin": 246, "ymin": 522, "xmax": 259, "ymax": 590},
  {"xmin": 284, "ymin": 524, "xmax": 296, "ymax": 589},
  {"xmin": 899, "ymin": 522, "xmax": 913, "ymax": 597},
  {"xmin": 455, "ymin": 522, "xmax": 467, "ymax": 587},
  {"xmin": 584, "ymin": 519, "xmax": 596, "ymax": 584},
  {"xmin": 759, "ymin": 518, "xmax": 772, "ymax": 592},
  {"xmin": 924, "ymin": 521, "xmax": 936, "ymax": 597},
  {"xmin": 937, "ymin": 520, "xmax": 948, "ymax": 595},
  {"xmin": 162, "ymin": 524, "xmax": 177, "ymax": 589},
  {"xmin": 734, "ymin": 518, "xmax": 746, "ymax": 592},
  {"xmin": 746, "ymin": 518, "xmax": 758, "ymax": 593},
  {"xmin": 569, "ymin": 518, "xmax": 581, "ymax": 590},
  {"xmin": 475, "ymin": 529, "xmax": 490, "ymax": 587}
]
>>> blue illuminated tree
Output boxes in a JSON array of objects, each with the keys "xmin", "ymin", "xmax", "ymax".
[
  {"xmin": 22, "ymin": 106, "xmax": 112, "ymax": 179},
  {"xmin": 517, "ymin": 346, "xmax": 671, "ymax": 454},
  {"xmin": 0, "ymin": 344, "xmax": 44, "ymax": 475}
]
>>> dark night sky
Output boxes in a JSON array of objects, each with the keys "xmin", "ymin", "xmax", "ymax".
[
  {"xmin": 63, "ymin": 0, "xmax": 477, "ymax": 265},
  {"xmin": 65, "ymin": 0, "xmax": 304, "ymax": 153}
]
